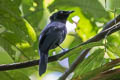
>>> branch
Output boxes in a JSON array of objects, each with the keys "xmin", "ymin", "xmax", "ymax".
[
  {"xmin": 84, "ymin": 58, "xmax": 120, "ymax": 80},
  {"xmin": 0, "ymin": 50, "xmax": 69, "ymax": 71},
  {"xmin": 91, "ymin": 69, "xmax": 120, "ymax": 80},
  {"xmin": 71, "ymin": 58, "xmax": 120, "ymax": 80},
  {"xmin": 58, "ymin": 15, "xmax": 120, "ymax": 80},
  {"xmin": 0, "ymin": 15, "xmax": 120, "ymax": 72},
  {"xmin": 102, "ymin": 14, "xmax": 120, "ymax": 31},
  {"xmin": 58, "ymin": 49, "xmax": 91, "ymax": 80}
]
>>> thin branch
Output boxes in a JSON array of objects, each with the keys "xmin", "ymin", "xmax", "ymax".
[{"xmin": 0, "ymin": 15, "xmax": 120, "ymax": 72}]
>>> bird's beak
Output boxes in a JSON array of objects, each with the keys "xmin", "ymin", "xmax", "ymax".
[{"xmin": 68, "ymin": 11, "xmax": 74, "ymax": 14}]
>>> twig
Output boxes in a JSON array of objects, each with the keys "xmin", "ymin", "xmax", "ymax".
[{"xmin": 0, "ymin": 15, "xmax": 120, "ymax": 72}]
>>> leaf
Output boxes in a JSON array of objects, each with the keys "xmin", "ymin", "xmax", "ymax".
[
  {"xmin": 106, "ymin": 32, "xmax": 120, "ymax": 57},
  {"xmin": 106, "ymin": 0, "xmax": 120, "ymax": 11},
  {"xmin": 24, "ymin": 19, "xmax": 37, "ymax": 43},
  {"xmin": 107, "ymin": 50, "xmax": 116, "ymax": 59},
  {"xmin": 90, "ymin": 68, "xmax": 120, "ymax": 80},
  {"xmin": 60, "ymin": 41, "xmax": 104, "ymax": 60},
  {"xmin": 13, "ymin": 0, "xmax": 21, "ymax": 7},
  {"xmin": 48, "ymin": 0, "xmax": 111, "ymax": 42},
  {"xmin": 0, "ymin": 0, "xmax": 37, "ymax": 60},
  {"xmin": 0, "ymin": 0, "xmax": 37, "ymax": 44},
  {"xmin": 0, "ymin": 47, "xmax": 13, "ymax": 64},
  {"xmin": 48, "ymin": 0, "xmax": 110, "ymax": 20},
  {"xmin": 78, "ymin": 59, "xmax": 120, "ymax": 80},
  {"xmin": 74, "ymin": 49, "xmax": 104, "ymax": 78},
  {"xmin": 22, "ymin": 0, "xmax": 44, "ymax": 28},
  {"xmin": 75, "ymin": 8, "xmax": 97, "ymax": 41},
  {"xmin": 0, "ymin": 72, "xmax": 13, "ymax": 80},
  {"xmin": 0, "ymin": 37, "xmax": 16, "ymax": 60},
  {"xmin": 0, "ymin": 70, "xmax": 31, "ymax": 80}
]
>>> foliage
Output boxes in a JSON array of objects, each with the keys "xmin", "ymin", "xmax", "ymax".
[{"xmin": 0, "ymin": 0, "xmax": 120, "ymax": 80}]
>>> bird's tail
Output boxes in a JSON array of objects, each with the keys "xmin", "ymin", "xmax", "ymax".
[{"xmin": 39, "ymin": 51, "xmax": 48, "ymax": 76}]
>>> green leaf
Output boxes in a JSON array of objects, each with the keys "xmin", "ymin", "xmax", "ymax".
[
  {"xmin": 74, "ymin": 49, "xmax": 104, "ymax": 78},
  {"xmin": 22, "ymin": 0, "xmax": 44, "ymax": 28},
  {"xmin": 107, "ymin": 50, "xmax": 116, "ymax": 59},
  {"xmin": 90, "ymin": 69, "xmax": 120, "ymax": 80},
  {"xmin": 0, "ymin": 72, "xmax": 13, "ymax": 80},
  {"xmin": 24, "ymin": 19, "xmax": 37, "ymax": 42},
  {"xmin": 48, "ymin": 0, "xmax": 110, "ymax": 20},
  {"xmin": 13, "ymin": 0, "xmax": 21, "ymax": 7},
  {"xmin": 75, "ymin": 8, "xmax": 97, "ymax": 41},
  {"xmin": 0, "ymin": 47, "xmax": 13, "ymax": 64},
  {"xmin": 0, "ymin": 70, "xmax": 31, "ymax": 80},
  {"xmin": 60, "ymin": 41, "xmax": 104, "ymax": 60},
  {"xmin": 106, "ymin": 0, "xmax": 120, "ymax": 12},
  {"xmin": 0, "ymin": 37, "xmax": 16, "ymax": 60},
  {"xmin": 79, "ymin": 59, "xmax": 120, "ymax": 80},
  {"xmin": 8, "ymin": 70, "xmax": 32, "ymax": 80},
  {"xmin": 107, "ymin": 32, "xmax": 120, "ymax": 57},
  {"xmin": 0, "ymin": 0, "xmax": 37, "ymax": 60},
  {"xmin": 0, "ymin": 0, "xmax": 37, "ymax": 44}
]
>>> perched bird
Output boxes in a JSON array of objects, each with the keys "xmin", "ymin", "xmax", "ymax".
[{"xmin": 39, "ymin": 10, "xmax": 74, "ymax": 76}]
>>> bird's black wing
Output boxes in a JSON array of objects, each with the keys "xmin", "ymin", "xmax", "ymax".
[{"xmin": 39, "ymin": 24, "xmax": 66, "ymax": 51}]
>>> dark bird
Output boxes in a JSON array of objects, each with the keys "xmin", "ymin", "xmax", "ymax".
[{"xmin": 39, "ymin": 10, "xmax": 74, "ymax": 76}]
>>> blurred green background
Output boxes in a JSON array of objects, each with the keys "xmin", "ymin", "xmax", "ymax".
[{"xmin": 0, "ymin": 0, "xmax": 120, "ymax": 80}]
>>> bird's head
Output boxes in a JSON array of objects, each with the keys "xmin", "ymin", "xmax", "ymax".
[{"xmin": 50, "ymin": 10, "xmax": 74, "ymax": 22}]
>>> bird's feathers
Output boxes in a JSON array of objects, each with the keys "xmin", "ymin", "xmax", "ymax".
[
  {"xmin": 39, "ymin": 22, "xmax": 67, "ymax": 50},
  {"xmin": 38, "ymin": 10, "xmax": 74, "ymax": 76},
  {"xmin": 39, "ymin": 51, "xmax": 48, "ymax": 76}
]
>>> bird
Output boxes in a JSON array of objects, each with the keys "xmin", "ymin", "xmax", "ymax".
[{"xmin": 39, "ymin": 10, "xmax": 74, "ymax": 76}]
